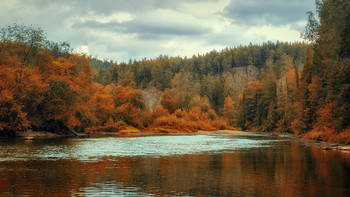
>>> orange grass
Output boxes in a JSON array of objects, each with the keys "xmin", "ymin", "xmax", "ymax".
[
  {"xmin": 87, "ymin": 123, "xmax": 140, "ymax": 133},
  {"xmin": 303, "ymin": 128, "xmax": 350, "ymax": 144},
  {"xmin": 142, "ymin": 126, "xmax": 193, "ymax": 133}
]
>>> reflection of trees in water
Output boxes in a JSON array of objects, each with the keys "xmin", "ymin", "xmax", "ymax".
[
  {"xmin": 0, "ymin": 143, "xmax": 350, "ymax": 196},
  {"xmin": 1, "ymin": 142, "xmax": 350, "ymax": 196}
]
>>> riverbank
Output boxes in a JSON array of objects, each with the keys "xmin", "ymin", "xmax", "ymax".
[
  {"xmin": 10, "ymin": 130, "xmax": 88, "ymax": 139},
  {"xmin": 199, "ymin": 130, "xmax": 350, "ymax": 151},
  {"xmin": 3, "ymin": 129, "xmax": 247, "ymax": 139},
  {"xmin": 3, "ymin": 129, "xmax": 350, "ymax": 152},
  {"xmin": 302, "ymin": 129, "xmax": 350, "ymax": 144}
]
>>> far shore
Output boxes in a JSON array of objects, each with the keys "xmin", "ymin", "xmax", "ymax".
[
  {"xmin": 7, "ymin": 129, "xmax": 248, "ymax": 139},
  {"xmin": 197, "ymin": 130, "xmax": 247, "ymax": 135},
  {"xmin": 3, "ymin": 130, "xmax": 350, "ymax": 152}
]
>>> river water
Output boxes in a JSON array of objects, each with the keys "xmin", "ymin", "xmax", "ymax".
[{"xmin": 0, "ymin": 133, "xmax": 350, "ymax": 196}]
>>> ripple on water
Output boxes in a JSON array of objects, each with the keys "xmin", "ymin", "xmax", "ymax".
[{"xmin": 0, "ymin": 134, "xmax": 284, "ymax": 161}]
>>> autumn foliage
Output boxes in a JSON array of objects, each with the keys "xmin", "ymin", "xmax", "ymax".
[
  {"xmin": 2, "ymin": 2, "xmax": 350, "ymax": 144},
  {"xmin": 235, "ymin": 0, "xmax": 350, "ymax": 143}
]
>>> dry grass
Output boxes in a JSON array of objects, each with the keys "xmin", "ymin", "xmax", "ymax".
[
  {"xmin": 142, "ymin": 126, "xmax": 193, "ymax": 133},
  {"xmin": 151, "ymin": 111, "xmax": 229, "ymax": 132},
  {"xmin": 119, "ymin": 126, "xmax": 140, "ymax": 133},
  {"xmin": 303, "ymin": 130, "xmax": 323, "ymax": 141},
  {"xmin": 303, "ymin": 128, "xmax": 350, "ymax": 144},
  {"xmin": 87, "ymin": 121, "xmax": 140, "ymax": 133}
]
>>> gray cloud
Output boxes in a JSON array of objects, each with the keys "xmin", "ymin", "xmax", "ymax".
[
  {"xmin": 30, "ymin": 0, "xmax": 206, "ymax": 15},
  {"xmin": 126, "ymin": 12, "xmax": 210, "ymax": 38},
  {"xmin": 0, "ymin": 0, "xmax": 313, "ymax": 62},
  {"xmin": 73, "ymin": 21, "xmax": 125, "ymax": 33},
  {"xmin": 73, "ymin": 8, "xmax": 211, "ymax": 40},
  {"xmin": 224, "ymin": 0, "xmax": 314, "ymax": 28}
]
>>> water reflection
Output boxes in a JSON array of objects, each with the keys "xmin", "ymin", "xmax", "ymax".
[{"xmin": 0, "ymin": 134, "xmax": 350, "ymax": 196}]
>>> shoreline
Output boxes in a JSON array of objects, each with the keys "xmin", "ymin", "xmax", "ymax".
[
  {"xmin": 8, "ymin": 131, "xmax": 88, "ymax": 139},
  {"xmin": 1, "ymin": 129, "xmax": 249, "ymax": 139},
  {"xmin": 3, "ymin": 130, "xmax": 350, "ymax": 152}
]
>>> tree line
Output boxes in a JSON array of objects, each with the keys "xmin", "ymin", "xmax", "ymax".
[{"xmin": 0, "ymin": 23, "xmax": 306, "ymax": 137}]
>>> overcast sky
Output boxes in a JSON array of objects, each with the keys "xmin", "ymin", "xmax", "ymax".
[{"xmin": 0, "ymin": 0, "xmax": 315, "ymax": 62}]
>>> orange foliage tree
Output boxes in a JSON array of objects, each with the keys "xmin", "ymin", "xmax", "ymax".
[
  {"xmin": 85, "ymin": 83, "xmax": 116, "ymax": 127},
  {"xmin": 113, "ymin": 85, "xmax": 146, "ymax": 128},
  {"xmin": 160, "ymin": 89, "xmax": 177, "ymax": 113},
  {"xmin": 0, "ymin": 24, "xmax": 94, "ymax": 135},
  {"xmin": 223, "ymin": 96, "xmax": 236, "ymax": 126},
  {"xmin": 36, "ymin": 55, "xmax": 93, "ymax": 132},
  {"xmin": 0, "ymin": 46, "xmax": 46, "ymax": 136}
]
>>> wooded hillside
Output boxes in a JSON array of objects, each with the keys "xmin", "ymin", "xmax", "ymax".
[{"xmin": 1, "ymin": 0, "xmax": 349, "ymax": 143}]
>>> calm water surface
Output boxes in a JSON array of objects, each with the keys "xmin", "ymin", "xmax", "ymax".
[{"xmin": 0, "ymin": 133, "xmax": 350, "ymax": 196}]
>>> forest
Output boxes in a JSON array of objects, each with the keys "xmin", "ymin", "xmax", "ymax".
[{"xmin": 0, "ymin": 0, "xmax": 349, "ymax": 143}]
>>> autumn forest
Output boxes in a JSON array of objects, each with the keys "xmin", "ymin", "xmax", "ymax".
[{"xmin": 1, "ymin": 0, "xmax": 350, "ymax": 143}]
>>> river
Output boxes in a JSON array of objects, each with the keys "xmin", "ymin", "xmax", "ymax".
[{"xmin": 0, "ymin": 132, "xmax": 350, "ymax": 196}]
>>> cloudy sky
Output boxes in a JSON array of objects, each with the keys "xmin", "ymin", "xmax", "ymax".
[{"xmin": 0, "ymin": 0, "xmax": 315, "ymax": 62}]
